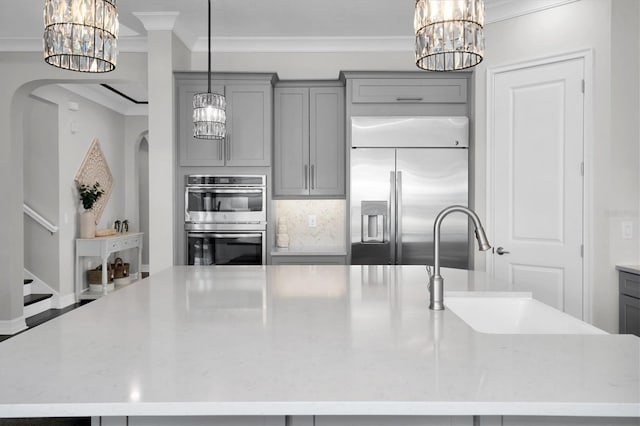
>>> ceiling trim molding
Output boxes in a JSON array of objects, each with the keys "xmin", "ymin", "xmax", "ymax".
[
  {"xmin": 133, "ymin": 12, "xmax": 180, "ymax": 31},
  {"xmin": 58, "ymin": 84, "xmax": 148, "ymax": 117},
  {"xmin": 192, "ymin": 36, "xmax": 414, "ymax": 53},
  {"xmin": 485, "ymin": 0, "xmax": 580, "ymax": 24}
]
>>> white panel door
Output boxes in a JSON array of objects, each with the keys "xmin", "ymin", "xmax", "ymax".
[{"xmin": 491, "ymin": 58, "xmax": 584, "ymax": 318}]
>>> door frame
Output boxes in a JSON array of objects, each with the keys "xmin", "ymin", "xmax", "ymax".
[{"xmin": 485, "ymin": 49, "xmax": 594, "ymax": 322}]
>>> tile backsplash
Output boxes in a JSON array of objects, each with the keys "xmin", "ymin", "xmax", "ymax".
[{"xmin": 273, "ymin": 200, "xmax": 345, "ymax": 248}]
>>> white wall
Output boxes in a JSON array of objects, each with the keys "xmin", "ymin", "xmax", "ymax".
[
  {"xmin": 30, "ymin": 84, "xmax": 130, "ymax": 299},
  {"xmin": 473, "ymin": 0, "xmax": 639, "ymax": 332},
  {"xmin": 0, "ymin": 51, "xmax": 146, "ymax": 330},
  {"xmin": 123, "ymin": 116, "xmax": 149, "ymax": 233},
  {"xmin": 23, "ymin": 95, "xmax": 60, "ymax": 290},
  {"xmin": 610, "ymin": 0, "xmax": 640, "ymax": 305}
]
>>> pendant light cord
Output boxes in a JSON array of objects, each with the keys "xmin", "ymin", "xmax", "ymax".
[{"xmin": 207, "ymin": 0, "xmax": 212, "ymax": 94}]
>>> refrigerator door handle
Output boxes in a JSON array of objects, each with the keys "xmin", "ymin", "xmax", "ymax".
[
  {"xmin": 389, "ymin": 171, "xmax": 396, "ymax": 264},
  {"xmin": 396, "ymin": 171, "xmax": 403, "ymax": 265}
]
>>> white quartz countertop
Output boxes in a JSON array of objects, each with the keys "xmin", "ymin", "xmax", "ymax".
[
  {"xmin": 617, "ymin": 264, "xmax": 640, "ymax": 275},
  {"xmin": 0, "ymin": 266, "xmax": 638, "ymax": 418}
]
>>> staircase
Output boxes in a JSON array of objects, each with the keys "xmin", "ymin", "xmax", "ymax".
[{"xmin": 23, "ymin": 278, "xmax": 53, "ymax": 319}]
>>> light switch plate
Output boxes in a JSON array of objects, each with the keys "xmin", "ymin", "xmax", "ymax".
[
  {"xmin": 308, "ymin": 215, "xmax": 317, "ymax": 228},
  {"xmin": 622, "ymin": 221, "xmax": 633, "ymax": 239}
]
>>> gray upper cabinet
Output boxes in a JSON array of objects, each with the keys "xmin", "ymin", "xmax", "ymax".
[
  {"xmin": 178, "ymin": 80, "xmax": 226, "ymax": 166},
  {"xmin": 176, "ymin": 74, "xmax": 273, "ymax": 167},
  {"xmin": 350, "ymin": 78, "xmax": 467, "ymax": 104},
  {"xmin": 342, "ymin": 71, "xmax": 471, "ymax": 118},
  {"xmin": 225, "ymin": 85, "xmax": 271, "ymax": 166},
  {"xmin": 274, "ymin": 84, "xmax": 345, "ymax": 197},
  {"xmin": 274, "ymin": 87, "xmax": 309, "ymax": 196}
]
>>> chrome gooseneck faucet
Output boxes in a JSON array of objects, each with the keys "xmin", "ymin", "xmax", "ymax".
[{"xmin": 429, "ymin": 206, "xmax": 492, "ymax": 310}]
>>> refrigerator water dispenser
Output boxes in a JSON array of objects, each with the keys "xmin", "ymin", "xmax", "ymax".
[{"xmin": 361, "ymin": 201, "xmax": 387, "ymax": 243}]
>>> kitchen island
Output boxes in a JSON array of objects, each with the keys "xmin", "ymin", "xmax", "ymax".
[{"xmin": 0, "ymin": 266, "xmax": 637, "ymax": 425}]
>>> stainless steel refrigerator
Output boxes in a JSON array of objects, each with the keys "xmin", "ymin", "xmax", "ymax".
[{"xmin": 350, "ymin": 116, "xmax": 469, "ymax": 267}]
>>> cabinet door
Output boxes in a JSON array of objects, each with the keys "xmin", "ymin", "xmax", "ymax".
[
  {"xmin": 620, "ymin": 294, "xmax": 640, "ymax": 336},
  {"xmin": 350, "ymin": 78, "xmax": 467, "ymax": 104},
  {"xmin": 309, "ymin": 87, "xmax": 345, "ymax": 196},
  {"xmin": 225, "ymin": 84, "xmax": 272, "ymax": 166},
  {"xmin": 178, "ymin": 80, "xmax": 225, "ymax": 166},
  {"xmin": 274, "ymin": 87, "xmax": 310, "ymax": 196}
]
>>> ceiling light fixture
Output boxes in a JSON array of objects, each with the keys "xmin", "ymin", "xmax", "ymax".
[
  {"xmin": 193, "ymin": 0, "xmax": 226, "ymax": 140},
  {"xmin": 414, "ymin": 0, "xmax": 484, "ymax": 71},
  {"xmin": 43, "ymin": 0, "xmax": 119, "ymax": 73}
]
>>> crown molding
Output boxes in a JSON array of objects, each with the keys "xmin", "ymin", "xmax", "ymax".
[
  {"xmin": 133, "ymin": 12, "xmax": 180, "ymax": 31},
  {"xmin": 58, "ymin": 84, "xmax": 148, "ymax": 117},
  {"xmin": 485, "ymin": 0, "xmax": 580, "ymax": 24},
  {"xmin": 191, "ymin": 36, "xmax": 414, "ymax": 53}
]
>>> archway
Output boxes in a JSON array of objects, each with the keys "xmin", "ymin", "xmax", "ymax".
[{"xmin": 137, "ymin": 134, "xmax": 150, "ymax": 270}]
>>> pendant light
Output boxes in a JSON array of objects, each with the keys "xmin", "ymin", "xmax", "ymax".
[
  {"xmin": 43, "ymin": 0, "xmax": 119, "ymax": 73},
  {"xmin": 193, "ymin": 0, "xmax": 226, "ymax": 140},
  {"xmin": 414, "ymin": 0, "xmax": 485, "ymax": 71}
]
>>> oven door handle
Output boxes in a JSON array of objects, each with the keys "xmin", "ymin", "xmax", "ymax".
[
  {"xmin": 188, "ymin": 233, "xmax": 262, "ymax": 239},
  {"xmin": 186, "ymin": 188, "xmax": 263, "ymax": 194}
]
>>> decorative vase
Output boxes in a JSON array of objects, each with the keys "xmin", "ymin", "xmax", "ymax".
[{"xmin": 80, "ymin": 210, "xmax": 96, "ymax": 238}]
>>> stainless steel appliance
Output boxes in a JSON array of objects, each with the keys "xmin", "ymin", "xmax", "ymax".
[
  {"xmin": 186, "ymin": 226, "xmax": 266, "ymax": 265},
  {"xmin": 185, "ymin": 175, "xmax": 266, "ymax": 224},
  {"xmin": 350, "ymin": 117, "xmax": 469, "ymax": 268},
  {"xmin": 185, "ymin": 175, "xmax": 266, "ymax": 265}
]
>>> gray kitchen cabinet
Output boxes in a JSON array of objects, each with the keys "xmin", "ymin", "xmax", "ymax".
[
  {"xmin": 270, "ymin": 255, "xmax": 346, "ymax": 265},
  {"xmin": 349, "ymin": 77, "xmax": 467, "ymax": 104},
  {"xmin": 176, "ymin": 74, "xmax": 273, "ymax": 167},
  {"xmin": 225, "ymin": 84, "xmax": 272, "ymax": 166},
  {"xmin": 274, "ymin": 83, "xmax": 345, "ymax": 197},
  {"xmin": 618, "ymin": 270, "xmax": 640, "ymax": 336},
  {"xmin": 341, "ymin": 71, "xmax": 471, "ymax": 118},
  {"xmin": 178, "ymin": 80, "xmax": 226, "ymax": 166}
]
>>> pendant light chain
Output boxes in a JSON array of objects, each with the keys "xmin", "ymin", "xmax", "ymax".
[{"xmin": 207, "ymin": 0, "xmax": 212, "ymax": 94}]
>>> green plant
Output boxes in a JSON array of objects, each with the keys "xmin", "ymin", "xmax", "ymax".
[{"xmin": 78, "ymin": 182, "xmax": 105, "ymax": 210}]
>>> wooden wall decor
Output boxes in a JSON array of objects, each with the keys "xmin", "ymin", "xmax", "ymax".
[{"xmin": 74, "ymin": 138, "xmax": 114, "ymax": 224}]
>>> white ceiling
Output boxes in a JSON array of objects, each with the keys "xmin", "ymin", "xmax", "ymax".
[
  {"xmin": 0, "ymin": 0, "xmax": 579, "ymax": 52},
  {"xmin": 3, "ymin": 0, "xmax": 577, "ymax": 115}
]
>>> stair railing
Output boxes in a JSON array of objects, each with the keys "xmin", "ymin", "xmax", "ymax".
[{"xmin": 23, "ymin": 203, "xmax": 59, "ymax": 234}]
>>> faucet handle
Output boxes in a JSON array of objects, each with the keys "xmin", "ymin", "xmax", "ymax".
[{"xmin": 426, "ymin": 265, "xmax": 433, "ymax": 280}]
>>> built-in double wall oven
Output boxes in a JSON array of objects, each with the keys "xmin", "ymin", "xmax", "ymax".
[{"xmin": 185, "ymin": 175, "xmax": 266, "ymax": 265}]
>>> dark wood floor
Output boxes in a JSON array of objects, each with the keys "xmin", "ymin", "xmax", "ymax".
[
  {"xmin": 1, "ymin": 272, "xmax": 149, "ymax": 343},
  {"xmin": 0, "ymin": 301, "xmax": 91, "ymax": 343}
]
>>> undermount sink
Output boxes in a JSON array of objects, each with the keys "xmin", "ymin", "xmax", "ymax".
[{"xmin": 444, "ymin": 294, "xmax": 607, "ymax": 335}]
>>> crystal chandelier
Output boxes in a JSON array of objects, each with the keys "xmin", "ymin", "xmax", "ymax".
[
  {"xmin": 43, "ymin": 0, "xmax": 119, "ymax": 73},
  {"xmin": 414, "ymin": 0, "xmax": 485, "ymax": 71},
  {"xmin": 193, "ymin": 0, "xmax": 226, "ymax": 140}
]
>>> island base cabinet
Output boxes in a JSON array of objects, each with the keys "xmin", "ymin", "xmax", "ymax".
[
  {"xmin": 312, "ymin": 416, "xmax": 472, "ymax": 426},
  {"xmin": 479, "ymin": 417, "xmax": 639, "ymax": 425},
  {"xmin": 94, "ymin": 416, "xmax": 285, "ymax": 426}
]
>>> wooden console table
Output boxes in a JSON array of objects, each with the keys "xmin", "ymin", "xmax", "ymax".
[{"xmin": 75, "ymin": 232, "xmax": 143, "ymax": 300}]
